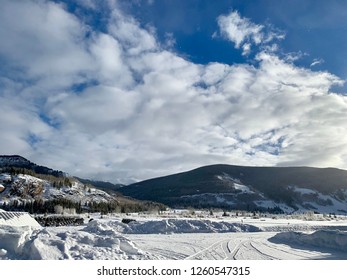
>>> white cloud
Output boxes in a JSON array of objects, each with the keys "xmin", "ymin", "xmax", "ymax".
[
  {"xmin": 108, "ymin": 9, "xmax": 157, "ymax": 55},
  {"xmin": 310, "ymin": 58, "xmax": 324, "ymax": 67},
  {"xmin": 47, "ymin": 85, "xmax": 140, "ymax": 134},
  {"xmin": 217, "ymin": 10, "xmax": 285, "ymax": 55},
  {"xmin": 0, "ymin": 1, "xmax": 347, "ymax": 183},
  {"xmin": 90, "ymin": 33, "xmax": 133, "ymax": 87},
  {"xmin": 0, "ymin": 0, "xmax": 94, "ymax": 90},
  {"xmin": 0, "ymin": 93, "xmax": 53, "ymax": 157},
  {"xmin": 163, "ymin": 32, "xmax": 176, "ymax": 48},
  {"xmin": 217, "ymin": 11, "xmax": 263, "ymax": 48}
]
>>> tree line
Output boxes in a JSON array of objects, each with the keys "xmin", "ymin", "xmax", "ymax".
[
  {"xmin": 0, "ymin": 198, "xmax": 166, "ymax": 215},
  {"xmin": 1, "ymin": 167, "xmax": 73, "ymax": 187}
]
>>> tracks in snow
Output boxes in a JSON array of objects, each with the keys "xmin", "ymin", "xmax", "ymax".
[
  {"xmin": 185, "ymin": 235, "xmax": 277, "ymax": 260},
  {"xmin": 184, "ymin": 233, "xmax": 323, "ymax": 260},
  {"xmin": 128, "ymin": 232, "xmax": 335, "ymax": 260}
]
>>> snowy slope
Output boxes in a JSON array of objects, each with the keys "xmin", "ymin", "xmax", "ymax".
[
  {"xmin": 43, "ymin": 180, "xmax": 114, "ymax": 204},
  {"xmin": 0, "ymin": 173, "xmax": 115, "ymax": 205},
  {"xmin": 287, "ymin": 186, "xmax": 347, "ymax": 214},
  {"xmin": 216, "ymin": 173, "xmax": 254, "ymax": 193},
  {"xmin": 176, "ymin": 173, "xmax": 347, "ymax": 214}
]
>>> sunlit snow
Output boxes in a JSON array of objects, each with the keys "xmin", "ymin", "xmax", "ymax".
[{"xmin": 0, "ymin": 211, "xmax": 346, "ymax": 260}]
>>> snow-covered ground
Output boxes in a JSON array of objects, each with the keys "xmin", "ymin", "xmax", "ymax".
[{"xmin": 0, "ymin": 212, "xmax": 346, "ymax": 260}]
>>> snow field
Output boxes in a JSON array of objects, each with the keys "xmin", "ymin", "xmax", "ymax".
[{"xmin": 0, "ymin": 215, "xmax": 346, "ymax": 260}]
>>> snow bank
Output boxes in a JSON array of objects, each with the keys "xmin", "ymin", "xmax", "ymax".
[
  {"xmin": 0, "ymin": 226, "xmax": 32, "ymax": 254},
  {"xmin": 270, "ymin": 230, "xmax": 347, "ymax": 252},
  {"xmin": 0, "ymin": 221, "xmax": 155, "ymax": 260},
  {"xmin": 115, "ymin": 219, "xmax": 261, "ymax": 234}
]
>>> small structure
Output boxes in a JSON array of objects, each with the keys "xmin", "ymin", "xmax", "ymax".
[
  {"xmin": 35, "ymin": 215, "xmax": 84, "ymax": 227},
  {"xmin": 0, "ymin": 209, "xmax": 41, "ymax": 227},
  {"xmin": 121, "ymin": 218, "xmax": 136, "ymax": 224}
]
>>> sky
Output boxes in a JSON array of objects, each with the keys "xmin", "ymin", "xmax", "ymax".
[{"xmin": 1, "ymin": 0, "xmax": 347, "ymax": 184}]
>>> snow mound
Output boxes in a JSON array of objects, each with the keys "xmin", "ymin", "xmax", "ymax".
[
  {"xmin": 0, "ymin": 225, "xmax": 35, "ymax": 257},
  {"xmin": 108, "ymin": 218, "xmax": 261, "ymax": 234},
  {"xmin": 0, "ymin": 220, "xmax": 154, "ymax": 260},
  {"xmin": 270, "ymin": 230, "xmax": 347, "ymax": 252}
]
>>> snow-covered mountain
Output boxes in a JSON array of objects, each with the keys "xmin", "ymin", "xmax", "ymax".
[
  {"xmin": 0, "ymin": 155, "xmax": 115, "ymax": 205},
  {"xmin": 0, "ymin": 155, "xmax": 166, "ymax": 214},
  {"xmin": 2, "ymin": 156, "xmax": 347, "ymax": 215},
  {"xmin": 0, "ymin": 173, "xmax": 114, "ymax": 205},
  {"xmin": 178, "ymin": 175, "xmax": 347, "ymax": 214},
  {"xmin": 120, "ymin": 165, "xmax": 347, "ymax": 214}
]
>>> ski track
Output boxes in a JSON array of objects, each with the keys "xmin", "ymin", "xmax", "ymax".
[
  {"xmin": 129, "ymin": 232, "xmax": 346, "ymax": 260},
  {"xmin": 185, "ymin": 239, "xmax": 227, "ymax": 260}
]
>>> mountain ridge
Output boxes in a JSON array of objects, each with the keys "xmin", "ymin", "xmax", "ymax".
[
  {"xmin": 119, "ymin": 164, "xmax": 347, "ymax": 214},
  {"xmin": 2, "ymin": 155, "xmax": 347, "ymax": 214},
  {"xmin": 0, "ymin": 155, "xmax": 66, "ymax": 177}
]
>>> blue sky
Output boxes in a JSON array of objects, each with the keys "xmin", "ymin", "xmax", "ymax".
[
  {"xmin": 124, "ymin": 0, "xmax": 347, "ymax": 80},
  {"xmin": 1, "ymin": 0, "xmax": 347, "ymax": 183}
]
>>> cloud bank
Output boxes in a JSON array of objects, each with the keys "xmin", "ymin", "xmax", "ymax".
[{"xmin": 0, "ymin": 0, "xmax": 346, "ymax": 183}]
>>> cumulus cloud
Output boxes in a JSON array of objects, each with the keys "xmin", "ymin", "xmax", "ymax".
[
  {"xmin": 0, "ymin": 0, "xmax": 94, "ymax": 92},
  {"xmin": 217, "ymin": 10, "xmax": 285, "ymax": 55},
  {"xmin": 0, "ymin": 0, "xmax": 346, "ymax": 183},
  {"xmin": 90, "ymin": 33, "xmax": 133, "ymax": 87},
  {"xmin": 108, "ymin": 9, "xmax": 158, "ymax": 56}
]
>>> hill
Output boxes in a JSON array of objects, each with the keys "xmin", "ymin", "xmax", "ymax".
[
  {"xmin": 0, "ymin": 156, "xmax": 165, "ymax": 214},
  {"xmin": 119, "ymin": 164, "xmax": 347, "ymax": 214},
  {"xmin": 0, "ymin": 155, "xmax": 65, "ymax": 177}
]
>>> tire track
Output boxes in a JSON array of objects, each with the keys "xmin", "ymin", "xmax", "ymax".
[
  {"xmin": 249, "ymin": 241, "xmax": 278, "ymax": 260},
  {"xmin": 185, "ymin": 239, "xmax": 229, "ymax": 260},
  {"xmin": 259, "ymin": 241, "xmax": 316, "ymax": 259}
]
